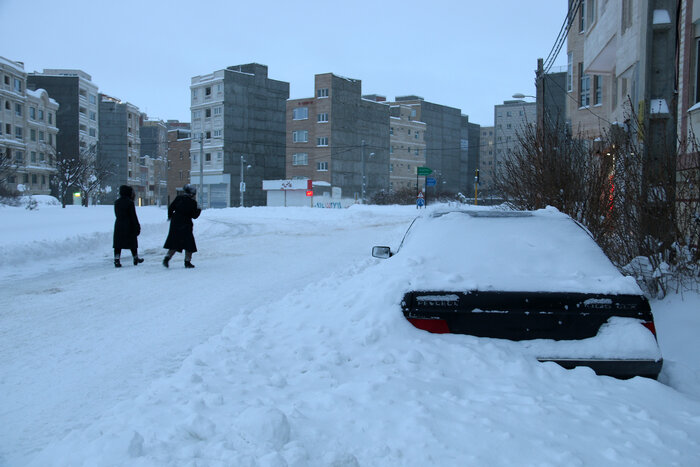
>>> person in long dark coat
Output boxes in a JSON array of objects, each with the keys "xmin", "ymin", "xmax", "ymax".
[
  {"xmin": 163, "ymin": 184, "xmax": 201, "ymax": 268},
  {"xmin": 113, "ymin": 185, "xmax": 144, "ymax": 268}
]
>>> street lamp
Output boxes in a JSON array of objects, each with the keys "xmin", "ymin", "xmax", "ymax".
[{"xmin": 512, "ymin": 93, "xmax": 535, "ymax": 99}]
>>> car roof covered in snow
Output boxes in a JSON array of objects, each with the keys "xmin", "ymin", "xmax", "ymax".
[{"xmin": 391, "ymin": 207, "xmax": 641, "ymax": 295}]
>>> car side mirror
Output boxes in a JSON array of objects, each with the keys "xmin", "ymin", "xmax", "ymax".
[{"xmin": 372, "ymin": 246, "xmax": 392, "ymax": 259}]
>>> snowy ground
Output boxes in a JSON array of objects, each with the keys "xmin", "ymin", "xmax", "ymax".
[{"xmin": 0, "ymin": 199, "xmax": 699, "ymax": 466}]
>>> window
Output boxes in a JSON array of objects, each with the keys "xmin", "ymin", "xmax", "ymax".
[
  {"xmin": 3, "ymin": 76, "xmax": 8, "ymax": 85},
  {"xmin": 316, "ymin": 161, "xmax": 328, "ymax": 171},
  {"xmin": 390, "ymin": 127, "xmax": 394, "ymax": 135},
  {"xmin": 292, "ymin": 130, "xmax": 308, "ymax": 143},
  {"xmin": 507, "ymin": 123, "xmax": 512, "ymax": 129},
  {"xmin": 506, "ymin": 111, "xmax": 512, "ymax": 117},
  {"xmin": 38, "ymin": 109, "xmax": 44, "ymax": 120},
  {"xmin": 415, "ymin": 149, "xmax": 419, "ymax": 155},
  {"xmin": 390, "ymin": 146, "xmax": 394, "ymax": 154},
  {"xmin": 89, "ymin": 128, "xmax": 96, "ymax": 137},
  {"xmin": 15, "ymin": 103, "xmax": 22, "ymax": 116},
  {"xmin": 192, "ymin": 89, "xmax": 198, "ymax": 99},
  {"xmin": 32, "ymin": 174, "xmax": 37, "ymax": 184},
  {"xmin": 292, "ymin": 153, "xmax": 308, "ymax": 166},
  {"xmin": 579, "ymin": 0, "xmax": 586, "ymax": 32},
  {"xmin": 408, "ymin": 129, "xmax": 411, "ymax": 135},
  {"xmin": 594, "ymin": 75, "xmax": 602, "ymax": 105},
  {"xmin": 13, "ymin": 78, "xmax": 21, "ymax": 93},
  {"xmin": 4, "ymin": 101, "xmax": 9, "ymax": 110},
  {"xmin": 411, "ymin": 109, "xmax": 417, "ymax": 117},
  {"xmin": 317, "ymin": 88, "xmax": 329, "ymax": 98},
  {"xmin": 42, "ymin": 175, "xmax": 46, "ymax": 185},
  {"xmin": 317, "ymin": 113, "xmax": 328, "ymax": 123},
  {"xmin": 39, "ymin": 131, "xmax": 44, "ymax": 141},
  {"xmin": 40, "ymin": 152, "xmax": 45, "ymax": 161},
  {"xmin": 205, "ymin": 152, "xmax": 211, "ymax": 162},
  {"xmin": 15, "ymin": 150, "xmax": 23, "ymax": 162},
  {"xmin": 49, "ymin": 134, "xmax": 54, "ymax": 144},
  {"xmin": 193, "ymin": 110, "xmax": 201, "ymax": 119},
  {"xmin": 15, "ymin": 126, "xmax": 22, "ymax": 139},
  {"xmin": 206, "ymin": 131, "xmax": 211, "ymax": 139},
  {"xmin": 217, "ymin": 151, "xmax": 222, "ymax": 161},
  {"xmin": 317, "ymin": 136, "xmax": 329, "ymax": 146},
  {"xmin": 205, "ymin": 86, "xmax": 211, "ymax": 96},
  {"xmin": 214, "ymin": 106, "xmax": 222, "ymax": 116},
  {"xmin": 48, "ymin": 113, "xmax": 53, "ymax": 124},
  {"xmin": 579, "ymin": 63, "xmax": 590, "ymax": 107},
  {"xmin": 205, "ymin": 108, "xmax": 211, "ymax": 118},
  {"xmin": 213, "ymin": 129, "xmax": 222, "ymax": 137},
  {"xmin": 621, "ymin": 0, "xmax": 633, "ymax": 33},
  {"xmin": 31, "ymin": 151, "xmax": 36, "ymax": 162},
  {"xmin": 293, "ymin": 107, "xmax": 309, "ymax": 120},
  {"xmin": 567, "ymin": 52, "xmax": 573, "ymax": 92},
  {"xmin": 30, "ymin": 107, "xmax": 36, "ymax": 119},
  {"xmin": 587, "ymin": 0, "xmax": 596, "ymax": 28},
  {"xmin": 30, "ymin": 129, "xmax": 36, "ymax": 141},
  {"xmin": 89, "ymin": 111, "xmax": 96, "ymax": 120},
  {"xmin": 89, "ymin": 94, "xmax": 97, "ymax": 105},
  {"xmin": 415, "ymin": 131, "xmax": 419, "ymax": 139},
  {"xmin": 5, "ymin": 124, "xmax": 11, "ymax": 134}
]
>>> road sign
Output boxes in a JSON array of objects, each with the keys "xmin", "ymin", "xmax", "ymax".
[
  {"xmin": 426, "ymin": 177, "xmax": 436, "ymax": 187},
  {"xmin": 416, "ymin": 197, "xmax": 425, "ymax": 208},
  {"xmin": 417, "ymin": 191, "xmax": 424, "ymax": 198},
  {"xmin": 417, "ymin": 166, "xmax": 433, "ymax": 176}
]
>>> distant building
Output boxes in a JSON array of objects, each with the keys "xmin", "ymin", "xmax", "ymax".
[
  {"xmin": 1, "ymin": 57, "xmax": 58, "ymax": 196},
  {"xmin": 461, "ymin": 115, "xmax": 481, "ymax": 196},
  {"xmin": 98, "ymin": 94, "xmax": 142, "ymax": 204},
  {"xmin": 478, "ymin": 126, "xmax": 496, "ymax": 193},
  {"xmin": 389, "ymin": 104, "xmax": 426, "ymax": 192},
  {"xmin": 494, "ymin": 100, "xmax": 536, "ymax": 168},
  {"xmin": 286, "ymin": 73, "xmax": 390, "ymax": 202},
  {"xmin": 166, "ymin": 125, "xmax": 191, "ymax": 204},
  {"xmin": 389, "ymin": 96, "xmax": 464, "ymax": 195},
  {"xmin": 140, "ymin": 120, "xmax": 168, "ymax": 205},
  {"xmin": 190, "ymin": 63, "xmax": 289, "ymax": 208}
]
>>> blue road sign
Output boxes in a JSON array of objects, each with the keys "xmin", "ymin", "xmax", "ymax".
[{"xmin": 426, "ymin": 177, "xmax": 436, "ymax": 187}]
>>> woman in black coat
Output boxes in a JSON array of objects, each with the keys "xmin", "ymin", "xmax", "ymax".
[
  {"xmin": 113, "ymin": 185, "xmax": 144, "ymax": 268},
  {"xmin": 163, "ymin": 184, "xmax": 201, "ymax": 268}
]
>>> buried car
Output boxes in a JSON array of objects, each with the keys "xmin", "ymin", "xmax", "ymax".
[{"xmin": 372, "ymin": 207, "xmax": 663, "ymax": 379}]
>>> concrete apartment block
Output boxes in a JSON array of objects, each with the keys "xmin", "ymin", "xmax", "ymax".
[
  {"xmin": 1, "ymin": 57, "xmax": 59, "ymax": 196},
  {"xmin": 389, "ymin": 104, "xmax": 426, "ymax": 192},
  {"xmin": 191, "ymin": 63, "xmax": 289, "ymax": 208},
  {"xmin": 391, "ymin": 96, "xmax": 464, "ymax": 194},
  {"xmin": 461, "ymin": 115, "xmax": 481, "ymax": 196},
  {"xmin": 286, "ymin": 73, "xmax": 389, "ymax": 201},
  {"xmin": 98, "ymin": 95, "xmax": 142, "ymax": 203},
  {"xmin": 140, "ymin": 120, "xmax": 168, "ymax": 205},
  {"xmin": 166, "ymin": 126, "xmax": 191, "ymax": 204},
  {"xmin": 494, "ymin": 100, "xmax": 536, "ymax": 166},
  {"xmin": 478, "ymin": 126, "xmax": 496, "ymax": 193}
]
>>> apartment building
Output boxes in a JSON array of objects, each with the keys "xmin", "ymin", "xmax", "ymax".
[
  {"xmin": 461, "ymin": 115, "xmax": 481, "ymax": 196},
  {"xmin": 478, "ymin": 126, "xmax": 496, "ymax": 193},
  {"xmin": 190, "ymin": 63, "xmax": 289, "ymax": 208},
  {"xmin": 140, "ymin": 120, "xmax": 168, "ymax": 205},
  {"xmin": 1, "ymin": 57, "xmax": 58, "ymax": 196},
  {"xmin": 494, "ymin": 100, "xmax": 536, "ymax": 164},
  {"xmin": 389, "ymin": 104, "xmax": 426, "ymax": 192},
  {"xmin": 286, "ymin": 73, "xmax": 390, "ymax": 202},
  {"xmin": 388, "ymin": 96, "xmax": 464, "ymax": 195},
  {"xmin": 166, "ymin": 125, "xmax": 191, "ymax": 204},
  {"xmin": 98, "ymin": 94, "xmax": 142, "ymax": 204}
]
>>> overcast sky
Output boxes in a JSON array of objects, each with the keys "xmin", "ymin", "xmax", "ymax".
[{"xmin": 2, "ymin": 0, "xmax": 568, "ymax": 127}]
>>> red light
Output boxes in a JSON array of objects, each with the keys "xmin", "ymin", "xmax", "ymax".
[
  {"xmin": 641, "ymin": 321, "xmax": 657, "ymax": 337},
  {"xmin": 306, "ymin": 190, "xmax": 313, "ymax": 197},
  {"xmin": 407, "ymin": 318, "xmax": 450, "ymax": 334}
]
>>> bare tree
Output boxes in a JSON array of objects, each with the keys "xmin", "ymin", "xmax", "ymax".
[
  {"xmin": 0, "ymin": 147, "xmax": 20, "ymax": 202},
  {"xmin": 51, "ymin": 150, "xmax": 90, "ymax": 208},
  {"xmin": 73, "ymin": 144, "xmax": 113, "ymax": 207},
  {"xmin": 495, "ymin": 104, "xmax": 698, "ymax": 296}
]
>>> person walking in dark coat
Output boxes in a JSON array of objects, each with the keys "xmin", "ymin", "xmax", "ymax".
[
  {"xmin": 163, "ymin": 184, "xmax": 201, "ymax": 268},
  {"xmin": 113, "ymin": 185, "xmax": 144, "ymax": 268}
]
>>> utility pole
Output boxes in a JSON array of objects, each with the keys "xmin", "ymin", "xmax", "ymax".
[
  {"xmin": 240, "ymin": 155, "xmax": 246, "ymax": 207},
  {"xmin": 361, "ymin": 139, "xmax": 366, "ymax": 203}
]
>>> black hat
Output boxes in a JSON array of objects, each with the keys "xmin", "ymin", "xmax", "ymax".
[
  {"xmin": 183, "ymin": 184, "xmax": 197, "ymax": 195},
  {"xmin": 119, "ymin": 185, "xmax": 133, "ymax": 198}
]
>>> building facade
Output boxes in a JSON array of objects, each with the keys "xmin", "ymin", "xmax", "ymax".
[
  {"xmin": 478, "ymin": 126, "xmax": 496, "ymax": 193},
  {"xmin": 166, "ymin": 126, "xmax": 191, "ymax": 204},
  {"xmin": 390, "ymin": 96, "xmax": 464, "ymax": 195},
  {"xmin": 190, "ymin": 63, "xmax": 289, "ymax": 208},
  {"xmin": 494, "ymin": 100, "xmax": 536, "ymax": 165},
  {"xmin": 98, "ymin": 94, "xmax": 142, "ymax": 204},
  {"xmin": 389, "ymin": 104, "xmax": 426, "ymax": 192},
  {"xmin": 286, "ymin": 73, "xmax": 390, "ymax": 202},
  {"xmin": 461, "ymin": 115, "xmax": 481, "ymax": 197},
  {"xmin": 140, "ymin": 120, "xmax": 168, "ymax": 205},
  {"xmin": 1, "ymin": 57, "xmax": 59, "ymax": 196}
]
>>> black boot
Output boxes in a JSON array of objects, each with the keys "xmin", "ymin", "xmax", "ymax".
[
  {"xmin": 114, "ymin": 259, "xmax": 122, "ymax": 268},
  {"xmin": 184, "ymin": 261, "xmax": 195, "ymax": 269},
  {"xmin": 133, "ymin": 256, "xmax": 144, "ymax": 265},
  {"xmin": 163, "ymin": 255, "xmax": 171, "ymax": 268}
]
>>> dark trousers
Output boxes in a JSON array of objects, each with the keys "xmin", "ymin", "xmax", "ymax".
[{"xmin": 114, "ymin": 248, "xmax": 138, "ymax": 258}]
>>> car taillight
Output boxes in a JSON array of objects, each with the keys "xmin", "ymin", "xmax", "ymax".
[
  {"xmin": 408, "ymin": 318, "xmax": 450, "ymax": 334},
  {"xmin": 642, "ymin": 321, "xmax": 657, "ymax": 337}
]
